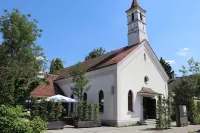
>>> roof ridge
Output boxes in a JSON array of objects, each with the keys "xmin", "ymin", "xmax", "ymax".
[
  {"xmin": 58, "ymin": 45, "xmax": 130, "ymax": 72},
  {"xmin": 55, "ymin": 40, "xmax": 147, "ymax": 80},
  {"xmin": 88, "ymin": 44, "xmax": 137, "ymax": 71}
]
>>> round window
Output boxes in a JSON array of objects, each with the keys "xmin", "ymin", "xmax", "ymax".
[{"xmin": 144, "ymin": 76, "xmax": 149, "ymax": 84}]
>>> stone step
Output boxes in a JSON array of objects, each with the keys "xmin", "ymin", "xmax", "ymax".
[{"xmin": 141, "ymin": 119, "xmax": 156, "ymax": 125}]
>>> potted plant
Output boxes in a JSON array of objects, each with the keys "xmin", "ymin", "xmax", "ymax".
[
  {"xmin": 46, "ymin": 100, "xmax": 64, "ymax": 130},
  {"xmin": 74, "ymin": 101, "xmax": 101, "ymax": 128},
  {"xmin": 31, "ymin": 99, "xmax": 64, "ymax": 130}
]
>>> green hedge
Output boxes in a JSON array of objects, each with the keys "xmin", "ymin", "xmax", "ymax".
[
  {"xmin": 0, "ymin": 105, "xmax": 46, "ymax": 133},
  {"xmin": 77, "ymin": 101, "xmax": 100, "ymax": 121},
  {"xmin": 31, "ymin": 99, "xmax": 63, "ymax": 122},
  {"xmin": 156, "ymin": 96, "xmax": 172, "ymax": 130},
  {"xmin": 188, "ymin": 99, "xmax": 200, "ymax": 125}
]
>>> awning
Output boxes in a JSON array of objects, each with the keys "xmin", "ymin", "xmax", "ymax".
[{"xmin": 138, "ymin": 87, "xmax": 161, "ymax": 96}]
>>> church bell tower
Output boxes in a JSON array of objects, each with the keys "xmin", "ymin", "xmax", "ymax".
[{"xmin": 126, "ymin": 0, "xmax": 147, "ymax": 46}]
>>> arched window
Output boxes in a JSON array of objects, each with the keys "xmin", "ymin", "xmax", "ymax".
[
  {"xmin": 99, "ymin": 90, "xmax": 104, "ymax": 113},
  {"xmin": 83, "ymin": 92, "xmax": 87, "ymax": 101},
  {"xmin": 144, "ymin": 76, "xmax": 149, "ymax": 84},
  {"xmin": 140, "ymin": 12, "xmax": 143, "ymax": 21},
  {"xmin": 132, "ymin": 13, "xmax": 134, "ymax": 21},
  {"xmin": 128, "ymin": 90, "xmax": 133, "ymax": 112},
  {"xmin": 70, "ymin": 95, "xmax": 74, "ymax": 112},
  {"xmin": 144, "ymin": 53, "xmax": 147, "ymax": 61}
]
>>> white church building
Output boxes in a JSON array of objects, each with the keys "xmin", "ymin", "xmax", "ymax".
[{"xmin": 54, "ymin": 0, "xmax": 169, "ymax": 126}]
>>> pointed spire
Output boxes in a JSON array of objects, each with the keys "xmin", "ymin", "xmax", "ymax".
[
  {"xmin": 131, "ymin": 0, "xmax": 139, "ymax": 8},
  {"xmin": 126, "ymin": 0, "xmax": 145, "ymax": 13}
]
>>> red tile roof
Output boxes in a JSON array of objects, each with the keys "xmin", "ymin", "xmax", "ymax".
[
  {"xmin": 30, "ymin": 77, "xmax": 55, "ymax": 98},
  {"xmin": 56, "ymin": 40, "xmax": 146, "ymax": 80}
]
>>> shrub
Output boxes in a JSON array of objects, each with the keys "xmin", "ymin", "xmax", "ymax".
[
  {"xmin": 156, "ymin": 96, "xmax": 172, "ymax": 130},
  {"xmin": 0, "ymin": 105, "xmax": 46, "ymax": 133},
  {"xmin": 167, "ymin": 97, "xmax": 172, "ymax": 128},
  {"xmin": 77, "ymin": 101, "xmax": 83, "ymax": 121},
  {"xmin": 54, "ymin": 102, "xmax": 63, "ymax": 121},
  {"xmin": 76, "ymin": 101, "xmax": 100, "ymax": 121},
  {"xmin": 88, "ymin": 103, "xmax": 93, "ymax": 121},
  {"xmin": 94, "ymin": 103, "xmax": 100, "ymax": 120},
  {"xmin": 188, "ymin": 99, "xmax": 199, "ymax": 125},
  {"xmin": 156, "ymin": 95, "xmax": 163, "ymax": 130},
  {"xmin": 31, "ymin": 100, "xmax": 63, "ymax": 122},
  {"xmin": 82, "ymin": 101, "xmax": 89, "ymax": 121},
  {"xmin": 30, "ymin": 99, "xmax": 40, "ymax": 117},
  {"xmin": 46, "ymin": 100, "xmax": 55, "ymax": 121},
  {"xmin": 30, "ymin": 116, "xmax": 47, "ymax": 133},
  {"xmin": 40, "ymin": 99, "xmax": 48, "ymax": 121}
]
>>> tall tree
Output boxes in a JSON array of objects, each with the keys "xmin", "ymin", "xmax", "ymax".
[
  {"xmin": 55, "ymin": 58, "xmax": 64, "ymax": 71},
  {"xmin": 49, "ymin": 59, "xmax": 56, "ymax": 74},
  {"xmin": 71, "ymin": 62, "xmax": 90, "ymax": 100},
  {"xmin": 0, "ymin": 9, "xmax": 46, "ymax": 105},
  {"xmin": 160, "ymin": 57, "xmax": 175, "ymax": 79},
  {"xmin": 173, "ymin": 58, "xmax": 200, "ymax": 106},
  {"xmin": 85, "ymin": 47, "xmax": 106, "ymax": 60},
  {"xmin": 49, "ymin": 58, "xmax": 64, "ymax": 74}
]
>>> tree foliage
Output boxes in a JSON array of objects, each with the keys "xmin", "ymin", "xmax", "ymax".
[
  {"xmin": 173, "ymin": 78, "xmax": 195, "ymax": 106},
  {"xmin": 71, "ymin": 62, "xmax": 90, "ymax": 100},
  {"xmin": 0, "ymin": 105, "xmax": 47, "ymax": 133},
  {"xmin": 49, "ymin": 58, "xmax": 64, "ymax": 74},
  {"xmin": 49, "ymin": 59, "xmax": 56, "ymax": 74},
  {"xmin": 173, "ymin": 58, "xmax": 200, "ymax": 124},
  {"xmin": 85, "ymin": 47, "xmax": 106, "ymax": 60},
  {"xmin": 160, "ymin": 57, "xmax": 175, "ymax": 79},
  {"xmin": 173, "ymin": 58, "xmax": 200, "ymax": 106},
  {"xmin": 31, "ymin": 99, "xmax": 63, "ymax": 122},
  {"xmin": 0, "ymin": 9, "xmax": 46, "ymax": 105}
]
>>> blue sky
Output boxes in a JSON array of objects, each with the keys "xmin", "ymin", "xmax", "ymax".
[{"xmin": 1, "ymin": 0, "xmax": 200, "ymax": 75}]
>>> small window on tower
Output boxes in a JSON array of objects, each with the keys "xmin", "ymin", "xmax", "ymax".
[
  {"xmin": 140, "ymin": 13, "xmax": 143, "ymax": 21},
  {"xmin": 144, "ymin": 53, "xmax": 147, "ymax": 61},
  {"xmin": 132, "ymin": 13, "xmax": 134, "ymax": 21},
  {"xmin": 144, "ymin": 76, "xmax": 149, "ymax": 84}
]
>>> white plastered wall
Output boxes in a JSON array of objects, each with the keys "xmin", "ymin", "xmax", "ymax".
[
  {"xmin": 55, "ymin": 65, "xmax": 118, "ymax": 122},
  {"xmin": 116, "ymin": 42, "xmax": 168, "ymax": 124}
]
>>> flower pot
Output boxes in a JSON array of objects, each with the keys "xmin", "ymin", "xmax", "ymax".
[
  {"xmin": 74, "ymin": 120, "xmax": 101, "ymax": 128},
  {"xmin": 47, "ymin": 121, "xmax": 64, "ymax": 130}
]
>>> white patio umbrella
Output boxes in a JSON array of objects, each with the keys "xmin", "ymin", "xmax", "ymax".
[{"xmin": 48, "ymin": 95, "xmax": 77, "ymax": 103}]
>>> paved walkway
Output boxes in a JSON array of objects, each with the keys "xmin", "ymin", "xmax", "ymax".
[{"xmin": 47, "ymin": 123, "xmax": 200, "ymax": 133}]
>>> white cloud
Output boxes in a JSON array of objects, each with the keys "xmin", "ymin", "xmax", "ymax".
[
  {"xmin": 177, "ymin": 48, "xmax": 191, "ymax": 56},
  {"xmin": 183, "ymin": 48, "xmax": 189, "ymax": 51},
  {"xmin": 36, "ymin": 56, "xmax": 44, "ymax": 60},
  {"xmin": 166, "ymin": 60, "xmax": 176, "ymax": 65}
]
